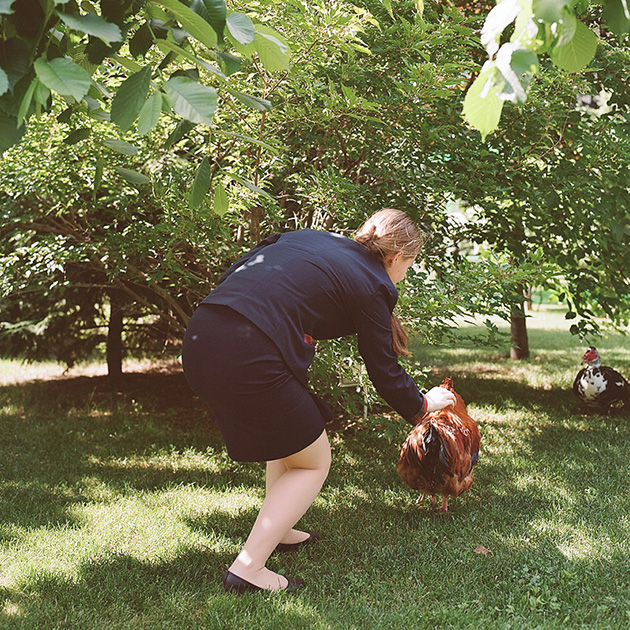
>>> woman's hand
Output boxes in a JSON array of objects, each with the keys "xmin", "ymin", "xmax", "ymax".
[{"xmin": 424, "ymin": 386, "xmax": 456, "ymax": 412}]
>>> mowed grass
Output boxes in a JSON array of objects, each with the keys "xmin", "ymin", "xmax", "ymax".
[{"xmin": 1, "ymin": 306, "xmax": 629, "ymax": 629}]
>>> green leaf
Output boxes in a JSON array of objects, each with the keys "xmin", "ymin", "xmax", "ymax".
[
  {"xmin": 129, "ymin": 22, "xmax": 154, "ymax": 58},
  {"xmin": 165, "ymin": 119, "xmax": 195, "ymax": 148},
  {"xmin": 233, "ymin": 23, "xmax": 290, "ymax": 72},
  {"xmin": 56, "ymin": 12, "xmax": 123, "ymax": 44},
  {"xmin": 226, "ymin": 11, "xmax": 255, "ymax": 44},
  {"xmin": 253, "ymin": 25, "xmax": 291, "ymax": 72},
  {"xmin": 0, "ymin": 68, "xmax": 8, "ymax": 96},
  {"xmin": 549, "ymin": 20, "xmax": 598, "ymax": 72},
  {"xmin": 57, "ymin": 106, "xmax": 73, "ymax": 124},
  {"xmin": 113, "ymin": 54, "xmax": 143, "ymax": 73},
  {"xmin": 190, "ymin": 157, "xmax": 212, "ymax": 209},
  {"xmin": 110, "ymin": 65, "xmax": 152, "ymax": 131},
  {"xmin": 16, "ymin": 78, "xmax": 36, "ymax": 124},
  {"xmin": 34, "ymin": 57, "xmax": 91, "ymax": 101},
  {"xmin": 495, "ymin": 44, "xmax": 539, "ymax": 104},
  {"xmin": 213, "ymin": 182, "xmax": 228, "ymax": 216},
  {"xmin": 33, "ymin": 79, "xmax": 50, "ymax": 105},
  {"xmin": 602, "ymin": 0, "xmax": 630, "ymax": 36},
  {"xmin": 189, "ymin": 0, "xmax": 227, "ymax": 42},
  {"xmin": 462, "ymin": 62, "xmax": 505, "ymax": 141},
  {"xmin": 510, "ymin": 48, "xmax": 539, "ymax": 94},
  {"xmin": 0, "ymin": 38, "xmax": 30, "ymax": 90},
  {"xmin": 552, "ymin": 11, "xmax": 577, "ymax": 48},
  {"xmin": 532, "ymin": 0, "xmax": 572, "ymax": 23},
  {"xmin": 162, "ymin": 76, "xmax": 217, "ymax": 125},
  {"xmin": 155, "ymin": 39, "xmax": 226, "ymax": 79},
  {"xmin": 116, "ymin": 166, "xmax": 151, "ymax": 187},
  {"xmin": 137, "ymin": 92, "xmax": 163, "ymax": 135},
  {"xmin": 63, "ymin": 127, "xmax": 91, "ymax": 144},
  {"xmin": 212, "ymin": 128, "xmax": 277, "ymax": 153},
  {"xmin": 224, "ymin": 86, "xmax": 271, "ymax": 111},
  {"xmin": 94, "ymin": 158, "xmax": 103, "ymax": 195},
  {"xmin": 511, "ymin": 5, "xmax": 540, "ymax": 49},
  {"xmin": 226, "ymin": 171, "xmax": 275, "ymax": 202},
  {"xmin": 0, "ymin": 111, "xmax": 24, "ymax": 156},
  {"xmin": 149, "ymin": 0, "xmax": 218, "ymax": 49},
  {"xmin": 216, "ymin": 51, "xmax": 241, "ymax": 75},
  {"xmin": 103, "ymin": 138, "xmax": 140, "ymax": 155}
]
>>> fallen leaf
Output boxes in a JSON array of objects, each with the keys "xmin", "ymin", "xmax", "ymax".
[{"xmin": 474, "ymin": 545, "xmax": 492, "ymax": 555}]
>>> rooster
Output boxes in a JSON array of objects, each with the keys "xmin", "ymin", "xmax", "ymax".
[
  {"xmin": 572, "ymin": 346, "xmax": 630, "ymax": 414},
  {"xmin": 397, "ymin": 377, "xmax": 480, "ymax": 513}
]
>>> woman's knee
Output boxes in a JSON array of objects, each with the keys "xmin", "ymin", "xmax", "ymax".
[{"xmin": 283, "ymin": 430, "xmax": 331, "ymax": 474}]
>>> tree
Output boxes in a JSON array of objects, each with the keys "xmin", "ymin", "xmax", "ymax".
[
  {"xmin": 1, "ymin": 0, "xmax": 547, "ymax": 388},
  {"xmin": 3, "ymin": 0, "xmax": 628, "ymax": 394},
  {"xmin": 436, "ymin": 28, "xmax": 630, "ymax": 357},
  {"xmin": 0, "ymin": 0, "xmax": 291, "ymax": 377}
]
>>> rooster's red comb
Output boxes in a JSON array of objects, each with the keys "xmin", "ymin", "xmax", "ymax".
[{"xmin": 440, "ymin": 377, "xmax": 454, "ymax": 391}]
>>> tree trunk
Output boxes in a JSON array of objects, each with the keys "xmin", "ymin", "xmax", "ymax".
[
  {"xmin": 249, "ymin": 205, "xmax": 264, "ymax": 242},
  {"xmin": 107, "ymin": 293, "xmax": 124, "ymax": 384},
  {"xmin": 510, "ymin": 305, "xmax": 530, "ymax": 360}
]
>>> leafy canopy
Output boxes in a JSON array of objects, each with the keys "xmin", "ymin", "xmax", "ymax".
[
  {"xmin": 463, "ymin": 0, "xmax": 630, "ymax": 140},
  {"xmin": 0, "ymin": 0, "xmax": 288, "ymax": 204}
]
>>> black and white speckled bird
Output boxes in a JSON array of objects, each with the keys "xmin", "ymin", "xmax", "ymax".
[{"xmin": 572, "ymin": 347, "xmax": 630, "ymax": 414}]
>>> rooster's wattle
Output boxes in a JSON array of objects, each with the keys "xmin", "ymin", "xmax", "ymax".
[
  {"xmin": 572, "ymin": 346, "xmax": 630, "ymax": 414},
  {"xmin": 397, "ymin": 377, "xmax": 480, "ymax": 512}
]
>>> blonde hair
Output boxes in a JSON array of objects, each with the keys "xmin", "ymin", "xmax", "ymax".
[
  {"xmin": 354, "ymin": 208, "xmax": 423, "ymax": 263},
  {"xmin": 355, "ymin": 209, "xmax": 422, "ymax": 358}
]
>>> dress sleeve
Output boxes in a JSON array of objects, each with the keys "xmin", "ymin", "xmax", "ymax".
[{"xmin": 351, "ymin": 285, "xmax": 425, "ymax": 422}]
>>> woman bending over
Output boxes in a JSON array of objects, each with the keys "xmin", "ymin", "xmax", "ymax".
[{"xmin": 182, "ymin": 208, "xmax": 455, "ymax": 593}]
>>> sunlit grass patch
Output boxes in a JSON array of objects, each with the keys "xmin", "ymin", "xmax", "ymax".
[{"xmin": 0, "ymin": 358, "xmax": 181, "ymax": 386}]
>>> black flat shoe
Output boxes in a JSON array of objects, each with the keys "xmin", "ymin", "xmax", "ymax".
[
  {"xmin": 275, "ymin": 531, "xmax": 321, "ymax": 553},
  {"xmin": 223, "ymin": 571, "xmax": 305, "ymax": 594}
]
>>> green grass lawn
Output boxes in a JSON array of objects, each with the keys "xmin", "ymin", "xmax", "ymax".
[{"xmin": 1, "ymin": 307, "xmax": 629, "ymax": 629}]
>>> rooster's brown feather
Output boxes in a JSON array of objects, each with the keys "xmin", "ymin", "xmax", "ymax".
[{"xmin": 397, "ymin": 377, "xmax": 480, "ymax": 512}]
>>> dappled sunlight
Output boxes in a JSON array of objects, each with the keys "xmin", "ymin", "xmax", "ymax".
[
  {"xmin": 0, "ymin": 358, "xmax": 180, "ymax": 386},
  {"xmin": 85, "ymin": 448, "xmax": 227, "ymax": 476},
  {"xmin": 531, "ymin": 515, "xmax": 630, "ymax": 562},
  {"xmin": 320, "ymin": 483, "xmax": 370, "ymax": 508},
  {"xmin": 0, "ymin": 483, "xmax": 261, "ymax": 581},
  {"xmin": 1, "ymin": 601, "xmax": 23, "ymax": 619}
]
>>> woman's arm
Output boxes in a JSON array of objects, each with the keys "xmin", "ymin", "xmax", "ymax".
[{"xmin": 352, "ymin": 286, "xmax": 425, "ymax": 422}]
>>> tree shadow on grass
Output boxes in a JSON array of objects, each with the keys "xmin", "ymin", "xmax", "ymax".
[
  {"xmin": 1, "ymin": 519, "xmax": 627, "ymax": 629},
  {"xmin": 0, "ymin": 549, "xmax": 233, "ymax": 629},
  {"xmin": 0, "ymin": 370, "xmax": 264, "ymax": 534},
  {"xmin": 331, "ymin": 362, "xmax": 630, "ymax": 565},
  {"xmin": 0, "ymin": 546, "xmax": 338, "ymax": 630}
]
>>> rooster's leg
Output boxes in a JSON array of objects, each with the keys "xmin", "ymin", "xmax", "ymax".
[{"xmin": 439, "ymin": 495, "xmax": 449, "ymax": 512}]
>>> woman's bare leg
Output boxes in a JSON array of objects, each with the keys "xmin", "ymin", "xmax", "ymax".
[
  {"xmin": 266, "ymin": 460, "xmax": 311, "ymax": 545},
  {"xmin": 228, "ymin": 430, "xmax": 331, "ymax": 590}
]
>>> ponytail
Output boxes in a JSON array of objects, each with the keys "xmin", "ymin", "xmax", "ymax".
[
  {"xmin": 391, "ymin": 313, "xmax": 411, "ymax": 357},
  {"xmin": 355, "ymin": 209, "xmax": 422, "ymax": 358}
]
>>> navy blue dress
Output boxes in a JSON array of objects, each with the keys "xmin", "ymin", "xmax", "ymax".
[{"xmin": 182, "ymin": 230, "xmax": 424, "ymax": 462}]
